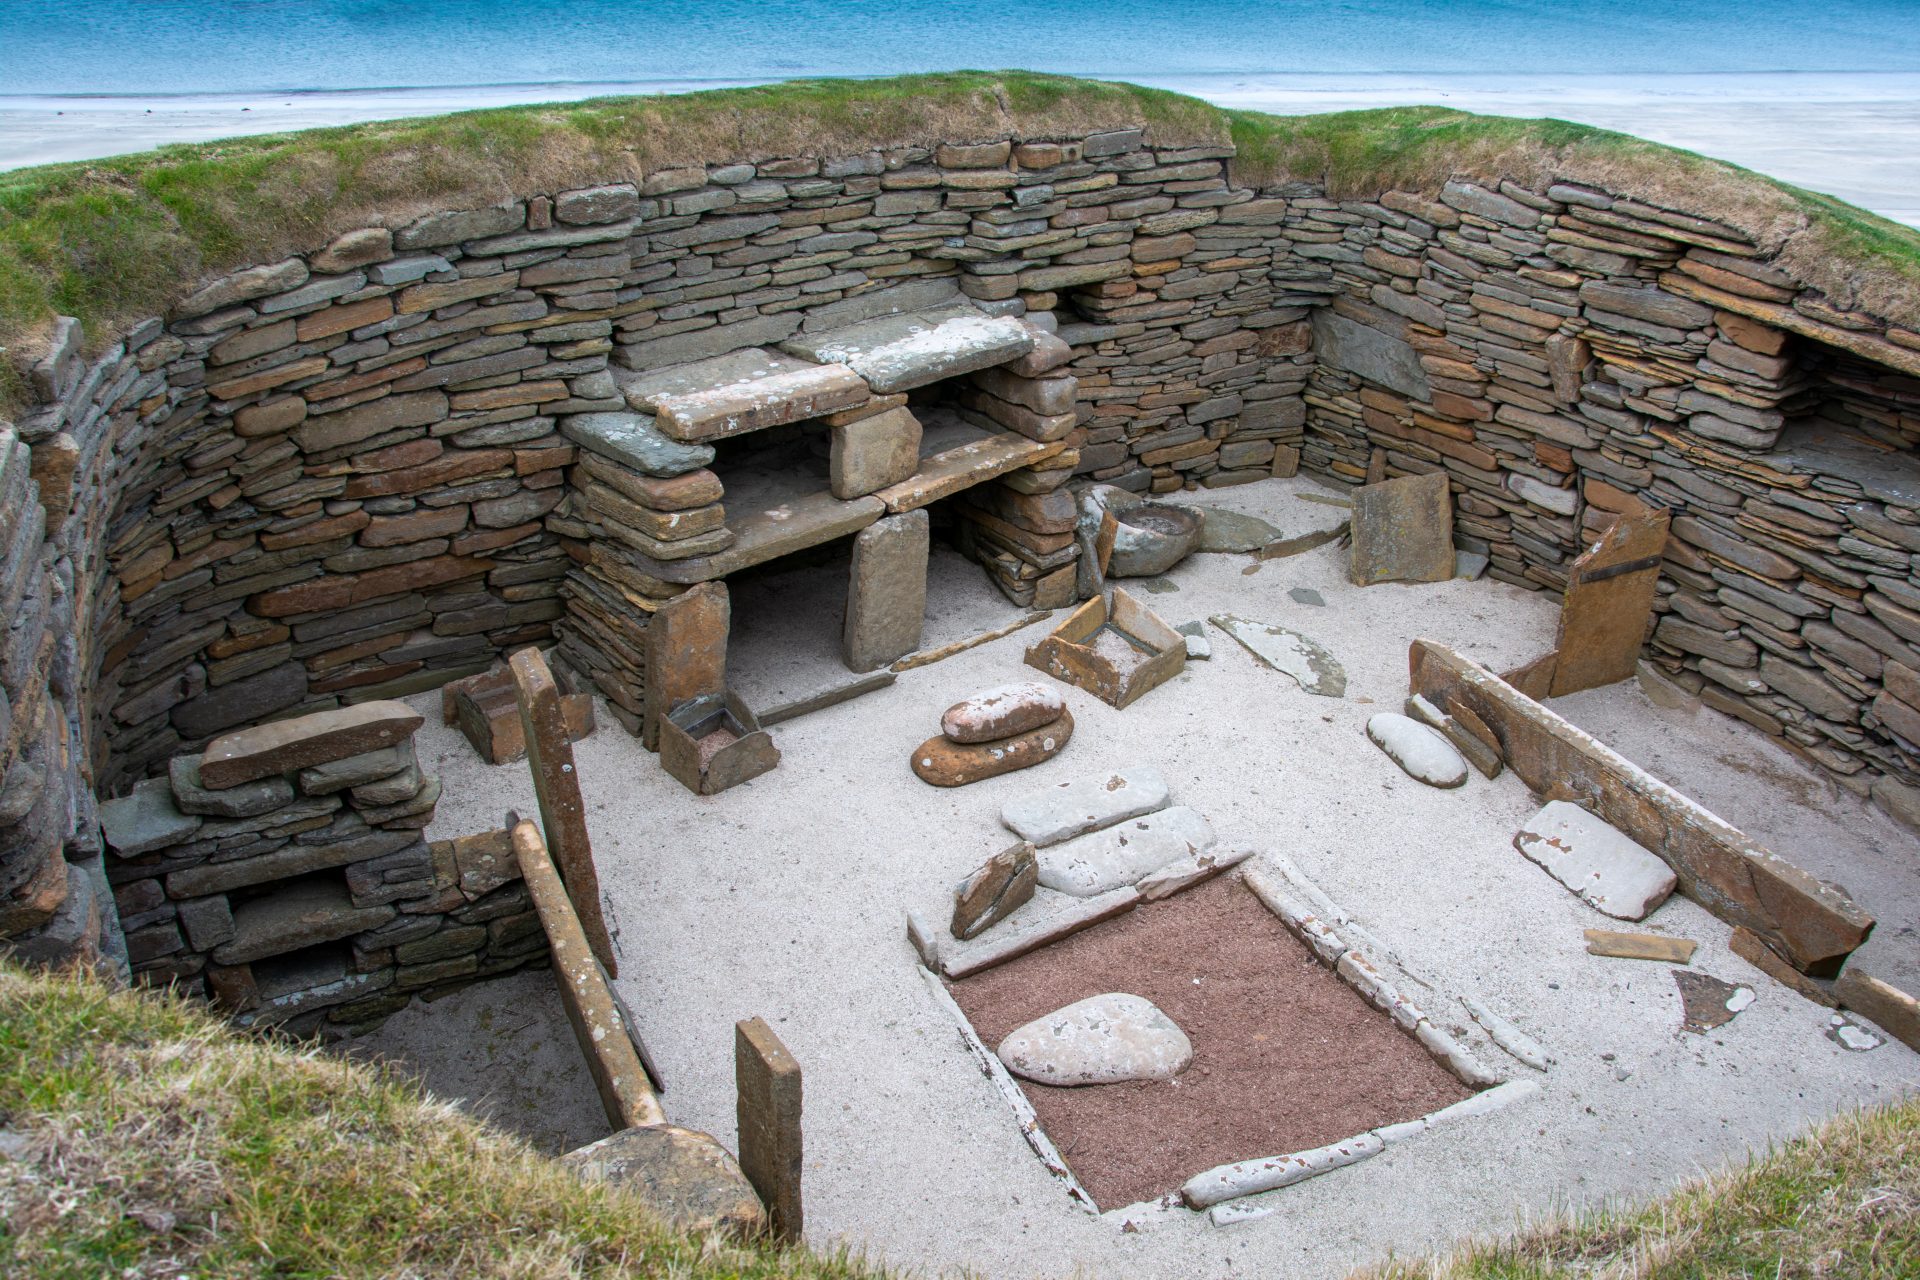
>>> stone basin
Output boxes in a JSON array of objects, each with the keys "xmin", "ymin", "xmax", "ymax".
[{"xmin": 1107, "ymin": 503, "xmax": 1202, "ymax": 577}]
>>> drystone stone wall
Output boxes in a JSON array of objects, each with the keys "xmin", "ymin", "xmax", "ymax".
[
  {"xmin": 95, "ymin": 701, "xmax": 545, "ymax": 1034},
  {"xmin": 6, "ymin": 119, "xmax": 1920, "ymax": 974}
]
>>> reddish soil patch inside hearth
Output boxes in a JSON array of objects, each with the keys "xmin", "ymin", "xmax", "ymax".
[{"xmin": 949, "ymin": 874, "xmax": 1470, "ymax": 1209}]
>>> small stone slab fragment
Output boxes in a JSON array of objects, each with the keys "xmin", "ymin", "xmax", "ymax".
[
  {"xmin": 1136, "ymin": 840, "xmax": 1257, "ymax": 900},
  {"xmin": 99, "ymin": 776, "xmax": 202, "ymax": 856},
  {"xmin": 997, "ymin": 993, "xmax": 1192, "ymax": 1087},
  {"xmin": 560, "ymin": 411, "xmax": 716, "ymax": 478},
  {"xmin": 784, "ymin": 304, "xmax": 1035, "ymax": 394},
  {"xmin": 1365, "ymin": 713, "xmax": 1469, "ymax": 789},
  {"xmin": 1584, "ymin": 928, "xmax": 1697, "ymax": 963},
  {"xmin": 911, "ymin": 710, "xmax": 1073, "ymax": 787},
  {"xmin": 1515, "ymin": 800, "xmax": 1678, "ymax": 921},
  {"xmin": 168, "ymin": 755, "xmax": 294, "ymax": 818},
  {"xmin": 1210, "ymin": 614, "xmax": 1346, "ymax": 696},
  {"xmin": 1000, "ymin": 763, "xmax": 1169, "ymax": 846},
  {"xmin": 1349, "ymin": 471, "xmax": 1454, "ymax": 586},
  {"xmin": 1035, "ymin": 805, "xmax": 1215, "ymax": 897},
  {"xmin": 1673, "ymin": 969, "xmax": 1756, "ymax": 1034},
  {"xmin": 951, "ymin": 842, "xmax": 1038, "ymax": 940},
  {"xmin": 1834, "ymin": 967, "xmax": 1920, "ymax": 1053},
  {"xmin": 561, "ymin": 1124, "xmax": 766, "ymax": 1237},
  {"xmin": 1192, "ymin": 507, "xmax": 1284, "ymax": 553},
  {"xmin": 198, "ymin": 701, "xmax": 424, "ymax": 790},
  {"xmin": 942, "ymin": 682, "xmax": 1066, "ymax": 746}
]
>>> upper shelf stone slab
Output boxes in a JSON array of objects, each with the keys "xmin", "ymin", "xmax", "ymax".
[
  {"xmin": 631, "ymin": 348, "xmax": 870, "ymax": 443},
  {"xmin": 780, "ymin": 303, "xmax": 1036, "ymax": 394}
]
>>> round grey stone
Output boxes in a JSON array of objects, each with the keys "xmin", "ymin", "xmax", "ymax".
[{"xmin": 997, "ymin": 993, "xmax": 1193, "ymax": 1087}]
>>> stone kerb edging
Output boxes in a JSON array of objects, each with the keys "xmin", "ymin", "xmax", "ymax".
[
  {"xmin": 1190, "ymin": 855, "xmax": 1546, "ymax": 1225},
  {"xmin": 916, "ymin": 838, "xmax": 1546, "ymax": 1228}
]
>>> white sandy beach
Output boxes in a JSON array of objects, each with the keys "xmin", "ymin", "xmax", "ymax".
[{"xmin": 2, "ymin": 71, "xmax": 1917, "ymax": 226}]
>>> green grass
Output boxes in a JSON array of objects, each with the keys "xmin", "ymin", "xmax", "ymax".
[
  {"xmin": 0, "ymin": 962, "xmax": 884, "ymax": 1279},
  {"xmin": 3, "ymin": 71, "xmax": 1920, "ymax": 416},
  {"xmin": 1361, "ymin": 1093, "xmax": 1920, "ymax": 1278}
]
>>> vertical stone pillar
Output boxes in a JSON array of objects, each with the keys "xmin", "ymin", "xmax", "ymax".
[
  {"xmin": 735, "ymin": 1016, "xmax": 803, "ymax": 1243},
  {"xmin": 641, "ymin": 581, "xmax": 728, "ymax": 752},
  {"xmin": 843, "ymin": 510, "xmax": 928, "ymax": 673}
]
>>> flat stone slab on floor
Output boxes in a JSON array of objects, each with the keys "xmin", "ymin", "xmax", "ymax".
[
  {"xmin": 1035, "ymin": 805, "xmax": 1215, "ymax": 896},
  {"xmin": 1514, "ymin": 800, "xmax": 1679, "ymax": 921},
  {"xmin": 1209, "ymin": 613, "xmax": 1347, "ymax": 696},
  {"xmin": 997, "ymin": 992, "xmax": 1193, "ymax": 1087},
  {"xmin": 1000, "ymin": 763, "xmax": 1170, "ymax": 846},
  {"xmin": 1190, "ymin": 506, "xmax": 1284, "ymax": 553},
  {"xmin": 1366, "ymin": 713, "xmax": 1469, "ymax": 789}
]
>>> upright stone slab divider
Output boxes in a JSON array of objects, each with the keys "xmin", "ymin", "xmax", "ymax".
[
  {"xmin": 509, "ymin": 646, "xmax": 616, "ymax": 975},
  {"xmin": 735, "ymin": 1016, "xmax": 804, "ymax": 1242}
]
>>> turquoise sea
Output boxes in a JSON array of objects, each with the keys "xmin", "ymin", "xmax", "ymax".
[{"xmin": 4, "ymin": 0, "xmax": 1920, "ymax": 95}]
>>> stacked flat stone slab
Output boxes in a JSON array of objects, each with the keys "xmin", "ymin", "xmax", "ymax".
[
  {"xmin": 95, "ymin": 701, "xmax": 545, "ymax": 1035},
  {"xmin": 13, "ymin": 121, "xmax": 1920, "ymax": 969}
]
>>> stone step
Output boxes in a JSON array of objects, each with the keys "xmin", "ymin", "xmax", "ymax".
[{"xmin": 780, "ymin": 302, "xmax": 1035, "ymax": 394}]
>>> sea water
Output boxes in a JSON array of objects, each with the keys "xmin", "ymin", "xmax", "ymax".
[{"xmin": 4, "ymin": 0, "xmax": 1920, "ymax": 96}]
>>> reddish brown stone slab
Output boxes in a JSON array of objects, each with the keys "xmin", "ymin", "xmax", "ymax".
[
  {"xmin": 642, "ymin": 582, "xmax": 729, "ymax": 752},
  {"xmin": 197, "ymin": 701, "xmax": 423, "ymax": 789},
  {"xmin": 911, "ymin": 710, "xmax": 1074, "ymax": 787},
  {"xmin": 1549, "ymin": 508, "xmax": 1671, "ymax": 696},
  {"xmin": 951, "ymin": 841, "xmax": 1038, "ymax": 940},
  {"xmin": 1409, "ymin": 640, "xmax": 1874, "ymax": 975},
  {"xmin": 1350, "ymin": 471, "xmax": 1453, "ymax": 586},
  {"xmin": 510, "ymin": 648, "xmax": 615, "ymax": 975}
]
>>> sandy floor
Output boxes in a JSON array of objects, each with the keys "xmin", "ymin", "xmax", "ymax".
[
  {"xmin": 376, "ymin": 472, "xmax": 1920, "ymax": 1279},
  {"xmin": 4, "ymin": 72, "xmax": 1917, "ymax": 228}
]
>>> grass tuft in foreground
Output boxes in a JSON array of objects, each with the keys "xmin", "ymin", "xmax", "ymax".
[
  {"xmin": 0, "ymin": 962, "xmax": 883, "ymax": 1279},
  {"xmin": 0, "ymin": 960, "xmax": 1916, "ymax": 1277},
  {"xmin": 1360, "ymin": 1091, "xmax": 1920, "ymax": 1279}
]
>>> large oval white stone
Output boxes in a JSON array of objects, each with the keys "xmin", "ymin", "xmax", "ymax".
[
  {"xmin": 1366, "ymin": 713, "xmax": 1469, "ymax": 788},
  {"xmin": 997, "ymin": 993, "xmax": 1192, "ymax": 1087}
]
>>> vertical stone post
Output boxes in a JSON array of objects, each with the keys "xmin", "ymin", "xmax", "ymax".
[
  {"xmin": 641, "ymin": 581, "xmax": 729, "ymax": 752},
  {"xmin": 843, "ymin": 509, "xmax": 929, "ymax": 672},
  {"xmin": 735, "ymin": 1016, "xmax": 803, "ymax": 1243}
]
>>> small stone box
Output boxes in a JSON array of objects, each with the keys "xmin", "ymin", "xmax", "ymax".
[
  {"xmin": 441, "ymin": 661, "xmax": 597, "ymax": 765},
  {"xmin": 1025, "ymin": 588, "xmax": 1185, "ymax": 710},
  {"xmin": 660, "ymin": 691, "xmax": 780, "ymax": 796}
]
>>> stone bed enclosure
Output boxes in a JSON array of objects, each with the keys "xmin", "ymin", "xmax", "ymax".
[{"xmin": 5, "ymin": 114, "xmax": 1920, "ymax": 1025}]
